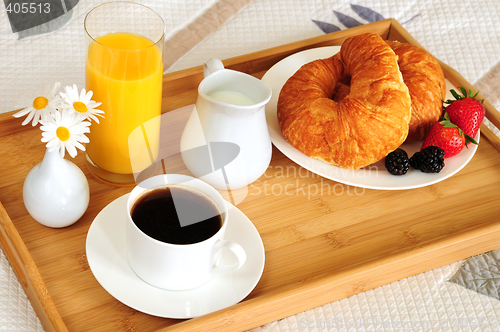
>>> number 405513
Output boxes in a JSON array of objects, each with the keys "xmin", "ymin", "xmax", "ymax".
[{"xmin": 6, "ymin": 2, "xmax": 50, "ymax": 14}]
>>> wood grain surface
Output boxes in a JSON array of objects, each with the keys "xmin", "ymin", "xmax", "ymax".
[{"xmin": 1, "ymin": 19, "xmax": 500, "ymax": 332}]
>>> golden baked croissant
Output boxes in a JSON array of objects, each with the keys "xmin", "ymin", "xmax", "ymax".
[
  {"xmin": 277, "ymin": 33, "xmax": 412, "ymax": 169},
  {"xmin": 384, "ymin": 40, "xmax": 446, "ymax": 142},
  {"xmin": 332, "ymin": 41, "xmax": 446, "ymax": 142}
]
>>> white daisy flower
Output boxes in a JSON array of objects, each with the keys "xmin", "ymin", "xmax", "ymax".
[
  {"xmin": 60, "ymin": 84, "xmax": 104, "ymax": 123},
  {"xmin": 13, "ymin": 82, "xmax": 62, "ymax": 126},
  {"xmin": 40, "ymin": 110, "xmax": 91, "ymax": 158}
]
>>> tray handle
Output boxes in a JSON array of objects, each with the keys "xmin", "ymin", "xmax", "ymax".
[{"xmin": 0, "ymin": 202, "xmax": 67, "ymax": 332}]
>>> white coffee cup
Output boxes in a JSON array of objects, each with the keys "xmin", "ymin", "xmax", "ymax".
[{"xmin": 126, "ymin": 174, "xmax": 246, "ymax": 290}]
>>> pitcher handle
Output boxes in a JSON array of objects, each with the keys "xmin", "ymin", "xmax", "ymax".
[{"xmin": 203, "ymin": 58, "xmax": 225, "ymax": 78}]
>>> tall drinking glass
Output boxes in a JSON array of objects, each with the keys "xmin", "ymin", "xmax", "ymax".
[{"xmin": 84, "ymin": 2, "xmax": 164, "ymax": 185}]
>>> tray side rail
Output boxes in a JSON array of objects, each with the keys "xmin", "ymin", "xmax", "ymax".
[{"xmin": 0, "ymin": 202, "xmax": 68, "ymax": 332}]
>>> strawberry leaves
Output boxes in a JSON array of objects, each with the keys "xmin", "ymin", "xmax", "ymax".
[
  {"xmin": 445, "ymin": 86, "xmax": 483, "ymax": 104},
  {"xmin": 464, "ymin": 133, "xmax": 478, "ymax": 146},
  {"xmin": 440, "ymin": 112, "xmax": 460, "ymax": 130}
]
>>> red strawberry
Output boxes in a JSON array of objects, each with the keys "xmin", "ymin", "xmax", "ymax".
[
  {"xmin": 421, "ymin": 113, "xmax": 476, "ymax": 158},
  {"xmin": 445, "ymin": 87, "xmax": 485, "ymax": 142}
]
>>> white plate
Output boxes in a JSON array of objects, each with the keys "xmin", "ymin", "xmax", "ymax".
[
  {"xmin": 262, "ymin": 46, "xmax": 479, "ymax": 190},
  {"xmin": 86, "ymin": 194, "xmax": 265, "ymax": 319}
]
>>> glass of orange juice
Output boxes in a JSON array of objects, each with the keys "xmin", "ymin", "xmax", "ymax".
[{"xmin": 84, "ymin": 2, "xmax": 164, "ymax": 185}]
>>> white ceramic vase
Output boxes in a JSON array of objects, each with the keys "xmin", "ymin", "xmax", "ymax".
[{"xmin": 23, "ymin": 148, "xmax": 90, "ymax": 228}]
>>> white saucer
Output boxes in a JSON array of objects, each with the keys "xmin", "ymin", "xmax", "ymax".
[
  {"xmin": 262, "ymin": 46, "xmax": 479, "ymax": 190},
  {"xmin": 86, "ymin": 194, "xmax": 265, "ymax": 319}
]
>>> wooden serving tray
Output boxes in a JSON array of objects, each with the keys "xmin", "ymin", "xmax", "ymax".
[{"xmin": 1, "ymin": 19, "xmax": 500, "ymax": 332}]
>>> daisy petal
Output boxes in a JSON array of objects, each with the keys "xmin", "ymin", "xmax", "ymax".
[
  {"xmin": 31, "ymin": 109, "xmax": 42, "ymax": 126},
  {"xmin": 46, "ymin": 142, "xmax": 58, "ymax": 153},
  {"xmin": 13, "ymin": 107, "xmax": 32, "ymax": 118},
  {"xmin": 84, "ymin": 90, "xmax": 93, "ymax": 103},
  {"xmin": 66, "ymin": 142, "xmax": 77, "ymax": 158},
  {"xmin": 73, "ymin": 141, "xmax": 86, "ymax": 151},
  {"xmin": 59, "ymin": 145, "xmax": 66, "ymax": 158},
  {"xmin": 76, "ymin": 134, "xmax": 90, "ymax": 143},
  {"xmin": 46, "ymin": 139, "xmax": 59, "ymax": 148},
  {"xmin": 48, "ymin": 82, "xmax": 61, "ymax": 99},
  {"xmin": 88, "ymin": 114, "xmax": 99, "ymax": 124},
  {"xmin": 79, "ymin": 88, "xmax": 87, "ymax": 101},
  {"xmin": 23, "ymin": 111, "xmax": 35, "ymax": 126}
]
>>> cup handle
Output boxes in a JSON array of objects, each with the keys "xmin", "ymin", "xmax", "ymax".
[
  {"xmin": 203, "ymin": 58, "xmax": 225, "ymax": 78},
  {"xmin": 210, "ymin": 239, "xmax": 246, "ymax": 275}
]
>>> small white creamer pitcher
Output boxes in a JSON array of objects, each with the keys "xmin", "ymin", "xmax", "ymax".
[{"xmin": 180, "ymin": 58, "xmax": 272, "ymax": 190}]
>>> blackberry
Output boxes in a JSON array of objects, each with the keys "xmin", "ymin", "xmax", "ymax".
[
  {"xmin": 385, "ymin": 148, "xmax": 410, "ymax": 175},
  {"xmin": 410, "ymin": 146, "xmax": 445, "ymax": 173}
]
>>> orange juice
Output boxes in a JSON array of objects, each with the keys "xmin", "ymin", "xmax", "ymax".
[{"xmin": 85, "ymin": 32, "xmax": 162, "ymax": 175}]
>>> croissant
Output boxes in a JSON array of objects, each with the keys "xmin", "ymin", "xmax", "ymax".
[
  {"xmin": 332, "ymin": 41, "xmax": 446, "ymax": 142},
  {"xmin": 384, "ymin": 40, "xmax": 446, "ymax": 142},
  {"xmin": 277, "ymin": 33, "xmax": 412, "ymax": 169}
]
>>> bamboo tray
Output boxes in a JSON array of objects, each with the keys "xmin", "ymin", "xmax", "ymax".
[{"xmin": 2, "ymin": 19, "xmax": 500, "ymax": 332}]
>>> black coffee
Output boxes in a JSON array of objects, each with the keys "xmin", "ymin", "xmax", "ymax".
[{"xmin": 131, "ymin": 186, "xmax": 222, "ymax": 244}]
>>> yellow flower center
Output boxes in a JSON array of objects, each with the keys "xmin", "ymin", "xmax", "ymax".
[
  {"xmin": 73, "ymin": 101, "xmax": 88, "ymax": 113},
  {"xmin": 33, "ymin": 96, "xmax": 48, "ymax": 110},
  {"xmin": 56, "ymin": 126, "xmax": 70, "ymax": 141}
]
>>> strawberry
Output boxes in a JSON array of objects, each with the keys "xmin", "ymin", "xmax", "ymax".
[
  {"xmin": 421, "ymin": 113, "xmax": 477, "ymax": 158},
  {"xmin": 445, "ymin": 87, "xmax": 485, "ymax": 142}
]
